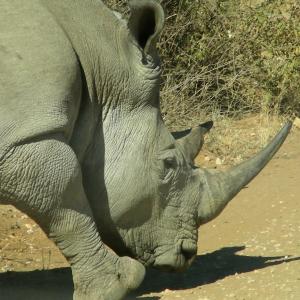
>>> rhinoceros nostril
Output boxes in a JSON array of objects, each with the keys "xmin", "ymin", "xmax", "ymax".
[
  {"xmin": 182, "ymin": 248, "xmax": 195, "ymax": 261},
  {"xmin": 181, "ymin": 241, "xmax": 197, "ymax": 261}
]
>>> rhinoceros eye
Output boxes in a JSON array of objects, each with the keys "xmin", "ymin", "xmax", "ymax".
[
  {"xmin": 162, "ymin": 157, "xmax": 177, "ymax": 183},
  {"xmin": 164, "ymin": 157, "xmax": 177, "ymax": 169}
]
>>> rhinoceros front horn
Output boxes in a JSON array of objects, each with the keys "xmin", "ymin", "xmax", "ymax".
[{"xmin": 197, "ymin": 122, "xmax": 292, "ymax": 225}]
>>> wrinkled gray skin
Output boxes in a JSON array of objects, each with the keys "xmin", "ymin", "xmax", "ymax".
[{"xmin": 0, "ymin": 0, "xmax": 291, "ymax": 299}]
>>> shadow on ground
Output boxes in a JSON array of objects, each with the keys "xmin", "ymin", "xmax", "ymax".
[
  {"xmin": 0, "ymin": 246, "xmax": 299, "ymax": 300},
  {"xmin": 131, "ymin": 246, "xmax": 300, "ymax": 297}
]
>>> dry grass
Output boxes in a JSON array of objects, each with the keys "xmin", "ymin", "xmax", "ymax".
[{"xmin": 203, "ymin": 114, "xmax": 286, "ymax": 164}]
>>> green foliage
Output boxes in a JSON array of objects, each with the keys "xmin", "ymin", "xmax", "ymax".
[{"xmin": 105, "ymin": 0, "xmax": 300, "ymax": 127}]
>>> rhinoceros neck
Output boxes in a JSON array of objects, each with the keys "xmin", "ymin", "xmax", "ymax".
[
  {"xmin": 80, "ymin": 106, "xmax": 161, "ymax": 254},
  {"xmin": 103, "ymin": 107, "xmax": 158, "ymax": 183},
  {"xmin": 41, "ymin": 0, "xmax": 127, "ymax": 103}
]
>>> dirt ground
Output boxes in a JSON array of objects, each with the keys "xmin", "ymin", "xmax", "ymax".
[{"xmin": 0, "ymin": 121, "xmax": 299, "ymax": 300}]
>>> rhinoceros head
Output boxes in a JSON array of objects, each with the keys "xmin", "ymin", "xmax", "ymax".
[{"xmin": 94, "ymin": 0, "xmax": 291, "ymax": 272}]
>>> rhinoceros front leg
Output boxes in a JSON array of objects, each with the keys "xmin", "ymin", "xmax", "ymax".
[
  {"xmin": 52, "ymin": 210, "xmax": 145, "ymax": 300},
  {"xmin": 0, "ymin": 137, "xmax": 145, "ymax": 300}
]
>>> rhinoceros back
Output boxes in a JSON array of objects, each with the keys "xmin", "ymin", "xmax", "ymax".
[{"xmin": 0, "ymin": 0, "xmax": 82, "ymax": 160}]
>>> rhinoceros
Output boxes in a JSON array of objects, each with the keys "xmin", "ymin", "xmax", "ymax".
[{"xmin": 0, "ymin": 0, "xmax": 291, "ymax": 299}]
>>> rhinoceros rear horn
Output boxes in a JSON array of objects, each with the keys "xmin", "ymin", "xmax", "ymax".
[
  {"xmin": 173, "ymin": 121, "xmax": 213, "ymax": 162},
  {"xmin": 197, "ymin": 122, "xmax": 292, "ymax": 225},
  {"xmin": 128, "ymin": 0, "xmax": 164, "ymax": 55}
]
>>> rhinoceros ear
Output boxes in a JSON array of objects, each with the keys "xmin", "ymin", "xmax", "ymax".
[
  {"xmin": 174, "ymin": 121, "xmax": 213, "ymax": 162},
  {"xmin": 128, "ymin": 0, "xmax": 164, "ymax": 55}
]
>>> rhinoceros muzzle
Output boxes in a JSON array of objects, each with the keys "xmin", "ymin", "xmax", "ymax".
[{"xmin": 153, "ymin": 239, "xmax": 197, "ymax": 272}]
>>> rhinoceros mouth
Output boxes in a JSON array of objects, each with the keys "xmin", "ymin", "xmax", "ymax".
[
  {"xmin": 152, "ymin": 254, "xmax": 195, "ymax": 273},
  {"xmin": 152, "ymin": 240, "xmax": 197, "ymax": 272}
]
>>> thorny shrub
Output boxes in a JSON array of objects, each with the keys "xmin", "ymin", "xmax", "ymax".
[
  {"xmin": 106, "ymin": 0, "xmax": 299, "ymax": 161},
  {"xmin": 106, "ymin": 0, "xmax": 299, "ymax": 129}
]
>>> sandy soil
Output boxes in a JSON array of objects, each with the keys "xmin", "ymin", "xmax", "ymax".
[{"xmin": 0, "ymin": 123, "xmax": 299, "ymax": 300}]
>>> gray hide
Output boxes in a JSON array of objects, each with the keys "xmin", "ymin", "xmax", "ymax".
[{"xmin": 0, "ymin": 0, "xmax": 291, "ymax": 299}]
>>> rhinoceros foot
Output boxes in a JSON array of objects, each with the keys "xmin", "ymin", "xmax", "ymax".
[{"xmin": 74, "ymin": 256, "xmax": 145, "ymax": 300}]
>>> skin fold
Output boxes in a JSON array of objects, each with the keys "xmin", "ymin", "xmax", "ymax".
[{"xmin": 0, "ymin": 1, "xmax": 291, "ymax": 299}]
